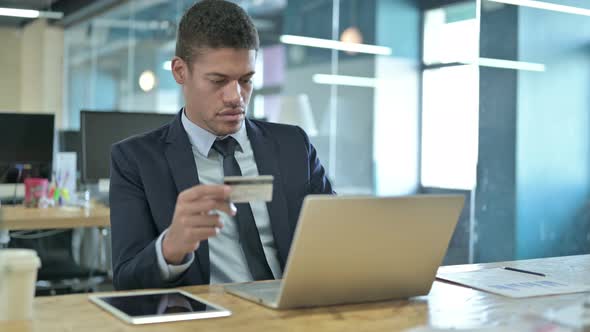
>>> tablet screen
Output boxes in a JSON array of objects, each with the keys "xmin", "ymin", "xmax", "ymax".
[{"xmin": 98, "ymin": 291, "xmax": 218, "ymax": 317}]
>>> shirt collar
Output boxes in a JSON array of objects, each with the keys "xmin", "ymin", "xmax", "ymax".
[{"xmin": 181, "ymin": 108, "xmax": 247, "ymax": 157}]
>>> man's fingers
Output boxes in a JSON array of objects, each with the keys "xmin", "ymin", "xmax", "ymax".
[
  {"xmin": 187, "ymin": 226, "xmax": 220, "ymax": 242},
  {"xmin": 180, "ymin": 199, "xmax": 236, "ymax": 216},
  {"xmin": 179, "ymin": 185, "xmax": 231, "ymax": 203},
  {"xmin": 179, "ymin": 214, "xmax": 223, "ymax": 228}
]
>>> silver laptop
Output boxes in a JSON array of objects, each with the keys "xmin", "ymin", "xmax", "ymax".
[{"xmin": 224, "ymin": 194, "xmax": 464, "ymax": 309}]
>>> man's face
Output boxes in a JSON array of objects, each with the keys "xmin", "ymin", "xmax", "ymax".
[{"xmin": 172, "ymin": 48, "xmax": 256, "ymax": 136}]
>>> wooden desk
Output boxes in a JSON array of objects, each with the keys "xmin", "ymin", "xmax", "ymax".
[
  {"xmin": 3, "ymin": 255, "xmax": 589, "ymax": 332},
  {"xmin": 0, "ymin": 205, "xmax": 110, "ymax": 230}
]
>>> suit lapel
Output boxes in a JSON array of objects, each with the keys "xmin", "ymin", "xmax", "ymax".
[
  {"xmin": 245, "ymin": 119, "xmax": 292, "ymax": 268},
  {"xmin": 164, "ymin": 111, "xmax": 210, "ymax": 283}
]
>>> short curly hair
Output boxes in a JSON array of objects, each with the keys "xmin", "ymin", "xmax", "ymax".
[{"xmin": 176, "ymin": 0, "xmax": 259, "ymax": 66}]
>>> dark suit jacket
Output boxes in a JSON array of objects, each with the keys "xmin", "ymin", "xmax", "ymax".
[{"xmin": 109, "ymin": 111, "xmax": 333, "ymax": 290}]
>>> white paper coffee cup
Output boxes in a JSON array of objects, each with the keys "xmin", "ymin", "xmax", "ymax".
[{"xmin": 0, "ymin": 249, "xmax": 41, "ymax": 321}]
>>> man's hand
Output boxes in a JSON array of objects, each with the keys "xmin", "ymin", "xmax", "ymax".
[{"xmin": 162, "ymin": 185, "xmax": 235, "ymax": 265}]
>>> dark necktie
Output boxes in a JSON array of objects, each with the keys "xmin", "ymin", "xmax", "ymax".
[{"xmin": 212, "ymin": 137, "xmax": 274, "ymax": 281}]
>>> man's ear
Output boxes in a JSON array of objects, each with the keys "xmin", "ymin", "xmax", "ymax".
[{"xmin": 171, "ymin": 56, "xmax": 188, "ymax": 84}]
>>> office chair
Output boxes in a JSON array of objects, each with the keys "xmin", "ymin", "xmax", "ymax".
[{"xmin": 8, "ymin": 230, "xmax": 108, "ymax": 296}]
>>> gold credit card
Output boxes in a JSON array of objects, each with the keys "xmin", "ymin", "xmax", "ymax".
[{"xmin": 224, "ymin": 175, "xmax": 274, "ymax": 203}]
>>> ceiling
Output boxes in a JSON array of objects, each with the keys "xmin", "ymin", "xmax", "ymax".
[
  {"xmin": 0, "ymin": 0, "xmax": 59, "ymax": 9},
  {"xmin": 0, "ymin": 0, "xmax": 288, "ymax": 28},
  {"xmin": 0, "ymin": 0, "xmax": 103, "ymax": 27},
  {"xmin": 0, "ymin": 0, "xmax": 60, "ymax": 26}
]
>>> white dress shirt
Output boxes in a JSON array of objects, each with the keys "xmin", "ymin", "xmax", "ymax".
[{"xmin": 155, "ymin": 111, "xmax": 283, "ymax": 283}]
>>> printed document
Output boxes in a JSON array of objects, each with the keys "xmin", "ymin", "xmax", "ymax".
[{"xmin": 437, "ymin": 268, "xmax": 590, "ymax": 298}]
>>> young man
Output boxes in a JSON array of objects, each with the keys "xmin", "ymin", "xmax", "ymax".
[{"xmin": 110, "ymin": 0, "xmax": 333, "ymax": 290}]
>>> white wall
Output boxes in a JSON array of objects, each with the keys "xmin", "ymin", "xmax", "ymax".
[
  {"xmin": 0, "ymin": 20, "xmax": 64, "ymax": 126},
  {"xmin": 0, "ymin": 27, "xmax": 22, "ymax": 111},
  {"xmin": 20, "ymin": 19, "xmax": 64, "ymax": 127}
]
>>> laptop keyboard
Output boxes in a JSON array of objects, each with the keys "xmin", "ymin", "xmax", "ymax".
[{"xmin": 232, "ymin": 280, "xmax": 281, "ymax": 303}]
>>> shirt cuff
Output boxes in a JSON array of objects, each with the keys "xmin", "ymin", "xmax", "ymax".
[{"xmin": 155, "ymin": 229, "xmax": 194, "ymax": 281}]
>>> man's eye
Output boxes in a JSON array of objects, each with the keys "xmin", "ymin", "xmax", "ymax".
[
  {"xmin": 211, "ymin": 79, "xmax": 226, "ymax": 84},
  {"xmin": 241, "ymin": 79, "xmax": 253, "ymax": 84}
]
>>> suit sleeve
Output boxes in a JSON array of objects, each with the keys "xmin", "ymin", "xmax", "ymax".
[
  {"xmin": 109, "ymin": 143, "xmax": 194, "ymax": 290},
  {"xmin": 295, "ymin": 126, "xmax": 335, "ymax": 195}
]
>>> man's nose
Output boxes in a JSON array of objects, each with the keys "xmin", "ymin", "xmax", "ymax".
[{"xmin": 223, "ymin": 80, "xmax": 242, "ymax": 105}]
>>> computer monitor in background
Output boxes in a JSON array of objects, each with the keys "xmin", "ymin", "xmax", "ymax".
[
  {"xmin": 80, "ymin": 110, "xmax": 175, "ymax": 184},
  {"xmin": 0, "ymin": 113, "xmax": 54, "ymax": 180},
  {"xmin": 0, "ymin": 112, "xmax": 55, "ymax": 201}
]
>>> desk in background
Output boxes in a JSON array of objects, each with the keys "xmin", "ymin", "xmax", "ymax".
[
  {"xmin": 0, "ymin": 205, "xmax": 110, "ymax": 230},
  {"xmin": 2, "ymin": 255, "xmax": 589, "ymax": 332},
  {"xmin": 0, "ymin": 204, "xmax": 112, "ymax": 292}
]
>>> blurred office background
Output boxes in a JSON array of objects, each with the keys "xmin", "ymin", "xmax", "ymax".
[{"xmin": 0, "ymin": 0, "xmax": 589, "ymax": 291}]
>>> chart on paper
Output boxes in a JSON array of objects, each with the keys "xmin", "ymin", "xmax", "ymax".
[{"xmin": 437, "ymin": 267, "xmax": 590, "ymax": 298}]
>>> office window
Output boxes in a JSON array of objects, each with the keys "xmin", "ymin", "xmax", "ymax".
[
  {"xmin": 62, "ymin": 0, "xmax": 422, "ymax": 196},
  {"xmin": 421, "ymin": 65, "xmax": 478, "ymax": 190},
  {"xmin": 423, "ymin": 1, "xmax": 478, "ymax": 65},
  {"xmin": 421, "ymin": 2, "xmax": 479, "ymax": 190},
  {"xmin": 63, "ymin": 1, "xmax": 190, "ymax": 129}
]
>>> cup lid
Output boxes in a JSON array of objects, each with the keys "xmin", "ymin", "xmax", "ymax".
[{"xmin": 0, "ymin": 249, "xmax": 41, "ymax": 271}]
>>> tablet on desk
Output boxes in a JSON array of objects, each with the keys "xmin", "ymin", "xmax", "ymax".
[{"xmin": 89, "ymin": 290, "xmax": 231, "ymax": 325}]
